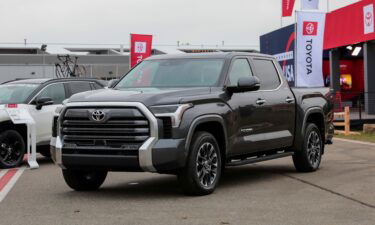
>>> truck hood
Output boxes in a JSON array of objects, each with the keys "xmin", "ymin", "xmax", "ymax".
[{"xmin": 67, "ymin": 87, "xmax": 212, "ymax": 106}]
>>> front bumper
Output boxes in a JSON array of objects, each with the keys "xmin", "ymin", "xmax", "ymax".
[{"xmin": 51, "ymin": 136, "xmax": 187, "ymax": 173}]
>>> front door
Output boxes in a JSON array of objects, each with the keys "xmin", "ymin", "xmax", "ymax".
[
  {"xmin": 225, "ymin": 57, "xmax": 268, "ymax": 156},
  {"xmin": 28, "ymin": 83, "xmax": 66, "ymax": 144}
]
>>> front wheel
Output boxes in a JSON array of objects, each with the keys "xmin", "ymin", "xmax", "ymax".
[
  {"xmin": 293, "ymin": 123, "xmax": 323, "ymax": 172},
  {"xmin": 178, "ymin": 132, "xmax": 222, "ymax": 196},
  {"xmin": 0, "ymin": 130, "xmax": 25, "ymax": 168},
  {"xmin": 62, "ymin": 169, "xmax": 107, "ymax": 191}
]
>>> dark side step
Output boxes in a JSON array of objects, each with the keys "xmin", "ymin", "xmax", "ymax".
[{"xmin": 226, "ymin": 151, "xmax": 294, "ymax": 167}]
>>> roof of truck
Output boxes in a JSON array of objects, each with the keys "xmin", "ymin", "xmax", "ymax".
[{"xmin": 146, "ymin": 52, "xmax": 274, "ymax": 60}]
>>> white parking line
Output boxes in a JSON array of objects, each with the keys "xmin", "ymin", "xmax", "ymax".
[
  {"xmin": 0, "ymin": 169, "xmax": 7, "ymax": 179},
  {"xmin": 0, "ymin": 167, "xmax": 25, "ymax": 203}
]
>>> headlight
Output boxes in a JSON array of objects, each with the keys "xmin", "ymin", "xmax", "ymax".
[
  {"xmin": 150, "ymin": 104, "xmax": 193, "ymax": 128},
  {"xmin": 54, "ymin": 106, "xmax": 64, "ymax": 116}
]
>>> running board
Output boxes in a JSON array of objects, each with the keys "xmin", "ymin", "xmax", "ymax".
[{"xmin": 226, "ymin": 151, "xmax": 294, "ymax": 167}]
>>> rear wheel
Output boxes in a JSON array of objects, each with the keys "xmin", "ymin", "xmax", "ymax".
[
  {"xmin": 62, "ymin": 169, "xmax": 107, "ymax": 191},
  {"xmin": 293, "ymin": 123, "xmax": 323, "ymax": 172},
  {"xmin": 178, "ymin": 132, "xmax": 222, "ymax": 196},
  {"xmin": 0, "ymin": 130, "xmax": 25, "ymax": 168}
]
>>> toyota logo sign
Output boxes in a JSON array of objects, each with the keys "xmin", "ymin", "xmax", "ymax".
[
  {"xmin": 92, "ymin": 110, "xmax": 105, "ymax": 122},
  {"xmin": 303, "ymin": 21, "xmax": 318, "ymax": 36},
  {"xmin": 366, "ymin": 11, "xmax": 373, "ymax": 27}
]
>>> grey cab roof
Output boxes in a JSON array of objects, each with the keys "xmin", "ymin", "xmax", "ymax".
[
  {"xmin": 3, "ymin": 78, "xmax": 106, "ymax": 85},
  {"xmin": 146, "ymin": 52, "xmax": 274, "ymax": 60}
]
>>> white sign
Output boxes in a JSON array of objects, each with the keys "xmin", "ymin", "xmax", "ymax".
[
  {"xmin": 296, "ymin": 11, "xmax": 325, "ymax": 87},
  {"xmin": 6, "ymin": 108, "xmax": 34, "ymax": 124},
  {"xmin": 364, "ymin": 4, "xmax": 374, "ymax": 34},
  {"xmin": 274, "ymin": 51, "xmax": 294, "ymax": 62},
  {"xmin": 301, "ymin": 0, "xmax": 319, "ymax": 10},
  {"xmin": 134, "ymin": 42, "xmax": 147, "ymax": 53}
]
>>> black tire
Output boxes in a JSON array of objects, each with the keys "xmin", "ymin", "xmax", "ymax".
[
  {"xmin": 178, "ymin": 131, "xmax": 222, "ymax": 196},
  {"xmin": 293, "ymin": 123, "xmax": 323, "ymax": 172},
  {"xmin": 0, "ymin": 130, "xmax": 25, "ymax": 169},
  {"xmin": 62, "ymin": 169, "xmax": 107, "ymax": 191}
]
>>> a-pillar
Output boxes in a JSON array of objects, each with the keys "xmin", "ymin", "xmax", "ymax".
[
  {"xmin": 364, "ymin": 41, "xmax": 375, "ymax": 115},
  {"xmin": 329, "ymin": 48, "xmax": 341, "ymax": 93}
]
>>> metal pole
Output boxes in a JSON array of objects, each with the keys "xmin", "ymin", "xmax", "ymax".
[
  {"xmin": 42, "ymin": 52, "xmax": 45, "ymax": 77},
  {"xmin": 281, "ymin": 0, "xmax": 283, "ymax": 28}
]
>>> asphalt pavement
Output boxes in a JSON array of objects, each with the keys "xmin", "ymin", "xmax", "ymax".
[{"xmin": 0, "ymin": 138, "xmax": 374, "ymax": 225}]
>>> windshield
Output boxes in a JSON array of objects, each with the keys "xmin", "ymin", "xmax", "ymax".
[
  {"xmin": 0, "ymin": 84, "xmax": 39, "ymax": 104},
  {"xmin": 115, "ymin": 59, "xmax": 224, "ymax": 88}
]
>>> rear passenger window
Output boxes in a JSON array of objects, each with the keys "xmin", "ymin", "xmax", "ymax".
[
  {"xmin": 92, "ymin": 82, "xmax": 103, "ymax": 90},
  {"xmin": 228, "ymin": 59, "xmax": 253, "ymax": 85},
  {"xmin": 252, "ymin": 59, "xmax": 281, "ymax": 90},
  {"xmin": 69, "ymin": 82, "xmax": 92, "ymax": 95}
]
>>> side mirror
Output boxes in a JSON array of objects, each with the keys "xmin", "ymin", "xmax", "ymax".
[
  {"xmin": 226, "ymin": 76, "xmax": 260, "ymax": 93},
  {"xmin": 107, "ymin": 79, "xmax": 119, "ymax": 88},
  {"xmin": 35, "ymin": 97, "xmax": 54, "ymax": 110}
]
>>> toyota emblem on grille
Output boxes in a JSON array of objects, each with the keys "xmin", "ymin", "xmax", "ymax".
[{"xmin": 92, "ymin": 110, "xmax": 105, "ymax": 122}]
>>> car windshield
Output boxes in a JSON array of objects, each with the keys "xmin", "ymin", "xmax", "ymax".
[
  {"xmin": 0, "ymin": 84, "xmax": 39, "ymax": 104},
  {"xmin": 115, "ymin": 59, "xmax": 224, "ymax": 88}
]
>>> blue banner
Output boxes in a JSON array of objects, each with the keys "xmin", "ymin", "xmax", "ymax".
[{"xmin": 260, "ymin": 24, "xmax": 296, "ymax": 87}]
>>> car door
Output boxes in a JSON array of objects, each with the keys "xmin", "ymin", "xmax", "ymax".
[
  {"xmin": 250, "ymin": 57, "xmax": 296, "ymax": 150},
  {"xmin": 225, "ymin": 57, "xmax": 269, "ymax": 156},
  {"xmin": 28, "ymin": 82, "xmax": 67, "ymax": 144}
]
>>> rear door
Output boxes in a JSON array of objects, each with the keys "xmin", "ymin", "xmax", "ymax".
[{"xmin": 250, "ymin": 57, "xmax": 296, "ymax": 150}]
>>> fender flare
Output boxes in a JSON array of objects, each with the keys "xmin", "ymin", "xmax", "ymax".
[
  {"xmin": 301, "ymin": 107, "xmax": 325, "ymax": 137},
  {"xmin": 184, "ymin": 114, "xmax": 228, "ymax": 153}
]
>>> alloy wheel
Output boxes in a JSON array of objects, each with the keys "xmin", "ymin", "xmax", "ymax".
[
  {"xmin": 307, "ymin": 131, "xmax": 321, "ymax": 168},
  {"xmin": 196, "ymin": 142, "xmax": 218, "ymax": 187}
]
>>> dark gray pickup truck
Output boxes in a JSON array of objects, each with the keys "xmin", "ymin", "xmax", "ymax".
[{"xmin": 51, "ymin": 52, "xmax": 334, "ymax": 195}]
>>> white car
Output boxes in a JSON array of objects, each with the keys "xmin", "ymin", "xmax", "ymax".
[{"xmin": 0, "ymin": 78, "xmax": 105, "ymax": 168}]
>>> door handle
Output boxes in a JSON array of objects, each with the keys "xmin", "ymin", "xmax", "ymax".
[
  {"xmin": 286, "ymin": 97, "xmax": 294, "ymax": 103},
  {"xmin": 256, "ymin": 99, "xmax": 266, "ymax": 105}
]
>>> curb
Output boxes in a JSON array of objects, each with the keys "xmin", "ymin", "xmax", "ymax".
[{"xmin": 333, "ymin": 137, "xmax": 375, "ymax": 147}]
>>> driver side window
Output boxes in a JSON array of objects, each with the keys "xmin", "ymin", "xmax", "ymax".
[
  {"xmin": 37, "ymin": 83, "xmax": 66, "ymax": 105},
  {"xmin": 228, "ymin": 58, "xmax": 253, "ymax": 85}
]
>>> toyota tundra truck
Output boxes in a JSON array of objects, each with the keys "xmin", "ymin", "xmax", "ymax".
[{"xmin": 51, "ymin": 53, "xmax": 334, "ymax": 195}]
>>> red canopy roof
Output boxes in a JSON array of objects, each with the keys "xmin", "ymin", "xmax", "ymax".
[{"xmin": 324, "ymin": 0, "xmax": 375, "ymax": 50}]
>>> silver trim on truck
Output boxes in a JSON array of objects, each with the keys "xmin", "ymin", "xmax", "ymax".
[{"xmin": 51, "ymin": 102, "xmax": 159, "ymax": 172}]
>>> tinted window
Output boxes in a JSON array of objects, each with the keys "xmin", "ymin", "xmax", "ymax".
[
  {"xmin": 228, "ymin": 59, "xmax": 253, "ymax": 85},
  {"xmin": 252, "ymin": 59, "xmax": 281, "ymax": 90},
  {"xmin": 37, "ymin": 83, "xmax": 66, "ymax": 104},
  {"xmin": 0, "ymin": 84, "xmax": 38, "ymax": 104},
  {"xmin": 70, "ymin": 82, "xmax": 92, "ymax": 95},
  {"xmin": 92, "ymin": 82, "xmax": 103, "ymax": 90},
  {"xmin": 115, "ymin": 59, "xmax": 224, "ymax": 88}
]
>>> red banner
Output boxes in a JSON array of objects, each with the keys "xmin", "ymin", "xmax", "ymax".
[
  {"xmin": 130, "ymin": 34, "xmax": 153, "ymax": 68},
  {"xmin": 324, "ymin": 0, "xmax": 375, "ymax": 49},
  {"xmin": 282, "ymin": 0, "xmax": 295, "ymax": 17}
]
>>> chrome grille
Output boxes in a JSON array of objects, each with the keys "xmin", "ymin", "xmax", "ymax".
[{"xmin": 61, "ymin": 107, "xmax": 150, "ymax": 151}]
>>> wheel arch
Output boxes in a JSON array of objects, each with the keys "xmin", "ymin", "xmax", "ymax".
[
  {"xmin": 301, "ymin": 108, "xmax": 326, "ymax": 154},
  {"xmin": 185, "ymin": 115, "xmax": 228, "ymax": 162},
  {"xmin": 0, "ymin": 120, "xmax": 27, "ymax": 146}
]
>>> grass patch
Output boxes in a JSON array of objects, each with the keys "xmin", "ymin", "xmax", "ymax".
[{"xmin": 335, "ymin": 132, "xmax": 375, "ymax": 143}]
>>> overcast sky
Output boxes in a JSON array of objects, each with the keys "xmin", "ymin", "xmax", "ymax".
[{"xmin": 0, "ymin": 0, "xmax": 358, "ymax": 48}]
